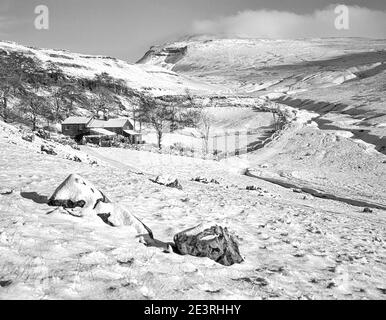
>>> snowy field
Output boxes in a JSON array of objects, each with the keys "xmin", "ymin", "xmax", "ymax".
[
  {"xmin": 141, "ymin": 107, "xmax": 276, "ymax": 153},
  {"xmin": 1, "ymin": 114, "xmax": 385, "ymax": 299}
]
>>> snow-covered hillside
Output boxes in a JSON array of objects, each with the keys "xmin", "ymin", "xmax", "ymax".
[{"xmin": 0, "ymin": 40, "xmax": 221, "ymax": 96}]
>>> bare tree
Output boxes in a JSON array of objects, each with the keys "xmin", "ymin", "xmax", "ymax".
[
  {"xmin": 90, "ymin": 86, "xmax": 115, "ymax": 119},
  {"xmin": 52, "ymin": 82, "xmax": 85, "ymax": 121},
  {"xmin": 137, "ymin": 93, "xmax": 200, "ymax": 149},
  {"xmin": 137, "ymin": 95, "xmax": 174, "ymax": 149},
  {"xmin": 197, "ymin": 107, "xmax": 214, "ymax": 154},
  {"xmin": 184, "ymin": 90, "xmax": 214, "ymax": 154}
]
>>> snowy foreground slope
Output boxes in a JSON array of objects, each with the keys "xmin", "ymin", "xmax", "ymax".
[{"xmin": 0, "ymin": 119, "xmax": 385, "ymax": 299}]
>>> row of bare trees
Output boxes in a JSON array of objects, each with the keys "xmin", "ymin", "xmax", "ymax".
[
  {"xmin": 0, "ymin": 50, "xmax": 123, "ymax": 130},
  {"xmin": 0, "ymin": 52, "xmax": 85, "ymax": 129},
  {"xmin": 135, "ymin": 90, "xmax": 214, "ymax": 151}
]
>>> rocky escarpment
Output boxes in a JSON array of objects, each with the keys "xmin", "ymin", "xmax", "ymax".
[{"xmin": 137, "ymin": 45, "xmax": 188, "ymax": 70}]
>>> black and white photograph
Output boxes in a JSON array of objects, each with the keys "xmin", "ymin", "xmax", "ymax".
[{"xmin": 0, "ymin": 0, "xmax": 385, "ymax": 304}]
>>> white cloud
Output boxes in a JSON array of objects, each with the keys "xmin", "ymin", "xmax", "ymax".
[{"xmin": 192, "ymin": 5, "xmax": 386, "ymax": 39}]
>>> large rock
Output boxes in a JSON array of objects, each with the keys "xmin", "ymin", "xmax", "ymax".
[
  {"xmin": 173, "ymin": 224, "xmax": 243, "ymax": 266},
  {"xmin": 47, "ymin": 174, "xmax": 109, "ymax": 211}
]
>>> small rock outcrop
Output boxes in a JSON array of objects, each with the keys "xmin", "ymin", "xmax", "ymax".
[
  {"xmin": 0, "ymin": 188, "xmax": 13, "ymax": 195},
  {"xmin": 35, "ymin": 129, "xmax": 50, "ymax": 139},
  {"xmin": 173, "ymin": 224, "xmax": 243, "ymax": 266},
  {"xmin": 246, "ymin": 185, "xmax": 262, "ymax": 191},
  {"xmin": 66, "ymin": 154, "xmax": 82, "ymax": 162},
  {"xmin": 151, "ymin": 175, "xmax": 182, "ymax": 190},
  {"xmin": 191, "ymin": 177, "xmax": 220, "ymax": 185},
  {"xmin": 22, "ymin": 134, "xmax": 34, "ymax": 142},
  {"xmin": 41, "ymin": 145, "xmax": 57, "ymax": 155}
]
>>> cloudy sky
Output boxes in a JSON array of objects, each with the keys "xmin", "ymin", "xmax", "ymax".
[{"xmin": 1, "ymin": 0, "xmax": 385, "ymax": 62}]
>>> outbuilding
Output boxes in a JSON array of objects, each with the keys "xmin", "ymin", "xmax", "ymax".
[{"xmin": 61, "ymin": 117, "xmax": 92, "ymax": 137}]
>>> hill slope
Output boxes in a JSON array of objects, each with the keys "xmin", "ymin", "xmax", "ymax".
[{"xmin": 0, "ymin": 40, "xmax": 220, "ymax": 97}]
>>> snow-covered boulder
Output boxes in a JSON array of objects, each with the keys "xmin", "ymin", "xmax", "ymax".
[
  {"xmin": 173, "ymin": 224, "xmax": 243, "ymax": 266},
  {"xmin": 47, "ymin": 174, "xmax": 153, "ymax": 239},
  {"xmin": 93, "ymin": 201, "xmax": 153, "ymax": 238}
]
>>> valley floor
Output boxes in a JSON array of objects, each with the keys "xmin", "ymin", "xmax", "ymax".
[{"xmin": 0, "ymin": 116, "xmax": 385, "ymax": 299}]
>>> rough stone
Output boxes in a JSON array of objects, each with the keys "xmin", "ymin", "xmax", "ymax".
[{"xmin": 173, "ymin": 224, "xmax": 243, "ymax": 266}]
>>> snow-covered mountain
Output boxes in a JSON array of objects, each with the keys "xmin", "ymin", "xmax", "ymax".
[
  {"xmin": 137, "ymin": 36, "xmax": 386, "ymax": 95},
  {"xmin": 138, "ymin": 36, "xmax": 386, "ymax": 149}
]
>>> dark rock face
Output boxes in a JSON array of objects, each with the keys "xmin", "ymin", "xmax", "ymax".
[
  {"xmin": 173, "ymin": 225, "xmax": 243, "ymax": 266},
  {"xmin": 137, "ymin": 45, "xmax": 188, "ymax": 66},
  {"xmin": 47, "ymin": 199, "xmax": 86, "ymax": 209}
]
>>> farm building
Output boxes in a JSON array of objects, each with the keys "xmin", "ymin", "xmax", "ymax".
[
  {"xmin": 87, "ymin": 118, "xmax": 141, "ymax": 143},
  {"xmin": 61, "ymin": 117, "xmax": 92, "ymax": 137},
  {"xmin": 103, "ymin": 118, "xmax": 133, "ymax": 135},
  {"xmin": 61, "ymin": 116, "xmax": 142, "ymax": 144}
]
